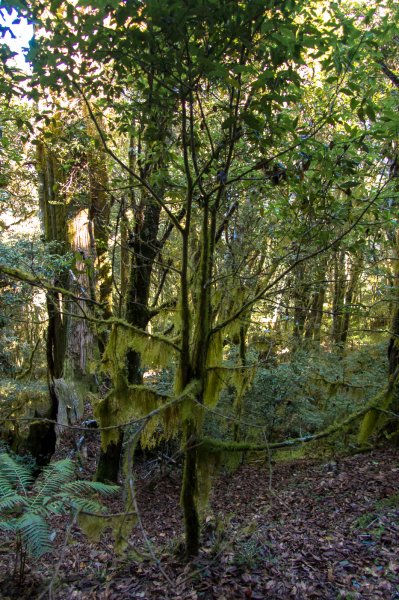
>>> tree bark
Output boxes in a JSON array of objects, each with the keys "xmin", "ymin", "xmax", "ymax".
[{"xmin": 32, "ymin": 136, "xmax": 69, "ymax": 464}]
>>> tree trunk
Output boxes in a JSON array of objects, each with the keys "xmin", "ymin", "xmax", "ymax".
[
  {"xmin": 96, "ymin": 434, "xmax": 124, "ymax": 483},
  {"xmin": 64, "ymin": 207, "xmax": 96, "ymax": 399},
  {"xmin": 233, "ymin": 324, "xmax": 248, "ymax": 441},
  {"xmin": 388, "ymin": 231, "xmax": 399, "ymax": 376},
  {"xmin": 292, "ymin": 264, "xmax": 309, "ymax": 343},
  {"xmin": 181, "ymin": 419, "xmax": 200, "ymax": 558},
  {"xmin": 304, "ymin": 256, "xmax": 328, "ymax": 342},
  {"xmin": 339, "ymin": 253, "xmax": 362, "ymax": 347},
  {"xmin": 96, "ymin": 108, "xmax": 168, "ymax": 482},
  {"xmin": 32, "ymin": 136, "xmax": 69, "ymax": 464},
  {"xmin": 331, "ymin": 249, "xmax": 346, "ymax": 347}
]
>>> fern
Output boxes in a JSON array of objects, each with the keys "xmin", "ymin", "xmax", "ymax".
[
  {"xmin": 0, "ymin": 491, "xmax": 27, "ymax": 512},
  {"xmin": 60, "ymin": 480, "xmax": 119, "ymax": 497},
  {"xmin": 0, "ymin": 450, "xmax": 119, "ymax": 580},
  {"xmin": 62, "ymin": 497, "xmax": 107, "ymax": 514},
  {"xmin": 52, "ymin": 480, "xmax": 119, "ymax": 515},
  {"xmin": 0, "ymin": 453, "xmax": 32, "ymax": 494},
  {"xmin": 31, "ymin": 459, "xmax": 75, "ymax": 509},
  {"xmin": 18, "ymin": 512, "xmax": 52, "ymax": 558},
  {"xmin": 0, "ymin": 519, "xmax": 17, "ymax": 533}
]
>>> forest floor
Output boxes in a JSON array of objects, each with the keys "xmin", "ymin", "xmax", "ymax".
[{"xmin": 0, "ymin": 428, "xmax": 398, "ymax": 600}]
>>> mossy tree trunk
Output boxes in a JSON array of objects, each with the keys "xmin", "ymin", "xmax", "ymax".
[
  {"xmin": 96, "ymin": 98, "xmax": 171, "ymax": 482},
  {"xmin": 85, "ymin": 111, "xmax": 112, "ymax": 342},
  {"xmin": 331, "ymin": 247, "xmax": 346, "ymax": 347},
  {"xmin": 178, "ymin": 81, "xmax": 240, "ymax": 555},
  {"xmin": 304, "ymin": 255, "xmax": 328, "ymax": 343},
  {"xmin": 33, "ymin": 136, "xmax": 69, "ymax": 464},
  {"xmin": 292, "ymin": 263, "xmax": 310, "ymax": 343},
  {"xmin": 35, "ymin": 113, "xmax": 111, "ymax": 457},
  {"xmin": 65, "ymin": 207, "xmax": 96, "ymax": 398},
  {"xmin": 339, "ymin": 252, "xmax": 362, "ymax": 347}
]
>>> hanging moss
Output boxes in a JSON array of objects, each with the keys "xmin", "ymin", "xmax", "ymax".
[
  {"xmin": 224, "ymin": 318, "xmax": 245, "ymax": 346},
  {"xmin": 79, "ymin": 511, "xmax": 137, "ymax": 554},
  {"xmin": 203, "ymin": 331, "xmax": 224, "ymax": 406},
  {"xmin": 204, "ymin": 362, "xmax": 256, "ymax": 409},
  {"xmin": 102, "ymin": 323, "xmax": 179, "ymax": 380},
  {"xmin": 180, "ymin": 393, "xmax": 203, "ymax": 426},
  {"xmin": 195, "ymin": 443, "xmax": 222, "ymax": 514},
  {"xmin": 95, "ymin": 383, "xmax": 170, "ymax": 449},
  {"xmin": 140, "ymin": 401, "xmax": 181, "ymax": 448},
  {"xmin": 358, "ymin": 383, "xmax": 399, "ymax": 443},
  {"xmin": 95, "ymin": 377, "xmax": 200, "ymax": 450}
]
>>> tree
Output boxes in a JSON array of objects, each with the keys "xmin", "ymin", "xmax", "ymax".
[{"xmin": 2, "ymin": 0, "xmax": 398, "ymax": 557}]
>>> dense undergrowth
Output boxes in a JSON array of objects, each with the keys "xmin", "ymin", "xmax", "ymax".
[
  {"xmin": 204, "ymin": 342, "xmax": 387, "ymax": 446},
  {"xmin": 0, "ymin": 341, "xmax": 395, "ymax": 598}
]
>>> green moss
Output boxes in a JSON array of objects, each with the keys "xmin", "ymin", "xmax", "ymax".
[
  {"xmin": 358, "ymin": 377, "xmax": 399, "ymax": 444},
  {"xmin": 102, "ymin": 323, "xmax": 179, "ymax": 381},
  {"xmin": 181, "ymin": 420, "xmax": 200, "ymax": 558},
  {"xmin": 203, "ymin": 333, "xmax": 255, "ymax": 408},
  {"xmin": 79, "ymin": 511, "xmax": 137, "ymax": 554},
  {"xmin": 95, "ymin": 383, "xmax": 170, "ymax": 448},
  {"xmin": 196, "ymin": 444, "xmax": 222, "ymax": 514},
  {"xmin": 203, "ymin": 331, "xmax": 223, "ymax": 406},
  {"xmin": 95, "ymin": 376, "xmax": 200, "ymax": 450},
  {"xmin": 358, "ymin": 391, "xmax": 390, "ymax": 444}
]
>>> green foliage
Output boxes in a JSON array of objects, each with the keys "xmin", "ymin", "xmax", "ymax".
[
  {"xmin": 0, "ymin": 380, "xmax": 49, "ymax": 442},
  {"xmin": 5, "ymin": 0, "xmax": 399, "ymax": 560},
  {"xmin": 242, "ymin": 344, "xmax": 387, "ymax": 442},
  {"xmin": 354, "ymin": 492, "xmax": 399, "ymax": 533},
  {"xmin": 234, "ymin": 534, "xmax": 265, "ymax": 570},
  {"xmin": 0, "ymin": 449, "xmax": 118, "ymax": 580},
  {"xmin": 358, "ymin": 376, "xmax": 399, "ymax": 444}
]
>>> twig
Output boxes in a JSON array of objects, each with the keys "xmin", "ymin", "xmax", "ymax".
[
  {"xmin": 263, "ymin": 429, "xmax": 273, "ymax": 493},
  {"xmin": 15, "ymin": 338, "xmax": 41, "ymax": 381},
  {"xmin": 126, "ymin": 423, "xmax": 175, "ymax": 587},
  {"xmin": 3, "ymin": 381, "xmax": 199, "ymax": 432},
  {"xmin": 37, "ymin": 513, "xmax": 77, "ymax": 600}
]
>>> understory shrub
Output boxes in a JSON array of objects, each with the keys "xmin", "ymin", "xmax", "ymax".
[{"xmin": 0, "ymin": 450, "xmax": 118, "ymax": 582}]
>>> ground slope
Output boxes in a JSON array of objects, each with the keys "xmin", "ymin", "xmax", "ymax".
[{"xmin": 0, "ymin": 446, "xmax": 398, "ymax": 599}]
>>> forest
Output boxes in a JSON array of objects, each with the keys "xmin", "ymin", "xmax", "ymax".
[{"xmin": 0, "ymin": 0, "xmax": 398, "ymax": 598}]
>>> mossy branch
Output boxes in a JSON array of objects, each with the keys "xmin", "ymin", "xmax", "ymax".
[
  {"xmin": 0, "ymin": 264, "xmax": 100, "ymax": 305},
  {"xmin": 358, "ymin": 367, "xmax": 399, "ymax": 443},
  {"xmin": 199, "ymin": 404, "xmax": 398, "ymax": 454},
  {"xmin": 0, "ymin": 265, "xmax": 180, "ymax": 353},
  {"xmin": 109, "ymin": 318, "xmax": 181, "ymax": 353},
  {"xmin": 16, "ymin": 338, "xmax": 41, "ymax": 381},
  {"xmin": 3, "ymin": 380, "xmax": 200, "ymax": 434}
]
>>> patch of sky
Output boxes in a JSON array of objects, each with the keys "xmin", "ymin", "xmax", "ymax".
[{"xmin": 1, "ymin": 7, "xmax": 33, "ymax": 71}]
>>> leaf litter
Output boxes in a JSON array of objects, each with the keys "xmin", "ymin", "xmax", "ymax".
[{"xmin": 0, "ymin": 431, "xmax": 398, "ymax": 600}]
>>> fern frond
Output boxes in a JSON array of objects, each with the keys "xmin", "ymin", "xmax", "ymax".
[
  {"xmin": 32, "ymin": 459, "xmax": 75, "ymax": 508},
  {"xmin": 44, "ymin": 500, "xmax": 69, "ymax": 515},
  {"xmin": 0, "ymin": 492, "xmax": 27, "ymax": 513},
  {"xmin": 17, "ymin": 512, "xmax": 52, "ymax": 558},
  {"xmin": 0, "ymin": 518, "xmax": 17, "ymax": 533},
  {"xmin": 0, "ymin": 453, "xmax": 32, "ymax": 494},
  {"xmin": 0, "ymin": 454, "xmax": 118, "ymax": 561},
  {"xmin": 64, "ymin": 497, "xmax": 107, "ymax": 514},
  {"xmin": 61, "ymin": 481, "xmax": 119, "ymax": 497},
  {"xmin": 0, "ymin": 476, "xmax": 14, "ymax": 497}
]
